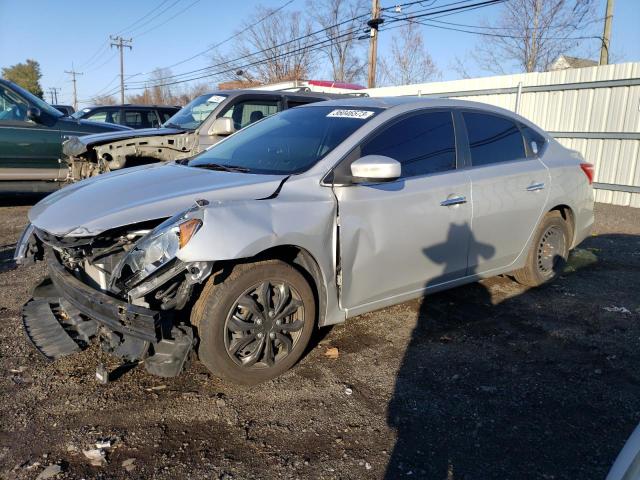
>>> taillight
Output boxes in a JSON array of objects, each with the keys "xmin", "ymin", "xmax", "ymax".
[{"xmin": 580, "ymin": 163, "xmax": 594, "ymax": 185}]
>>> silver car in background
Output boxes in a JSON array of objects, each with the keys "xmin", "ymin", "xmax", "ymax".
[{"xmin": 15, "ymin": 97, "xmax": 594, "ymax": 384}]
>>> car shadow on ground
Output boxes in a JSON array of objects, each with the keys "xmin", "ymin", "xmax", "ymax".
[
  {"xmin": 0, "ymin": 193, "xmax": 48, "ymax": 207},
  {"xmin": 385, "ymin": 226, "xmax": 640, "ymax": 479}
]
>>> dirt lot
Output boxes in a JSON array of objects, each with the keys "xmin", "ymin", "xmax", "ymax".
[{"xmin": 0, "ymin": 198, "xmax": 638, "ymax": 480}]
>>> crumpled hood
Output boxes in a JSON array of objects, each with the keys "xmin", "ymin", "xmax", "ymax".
[
  {"xmin": 29, "ymin": 163, "xmax": 287, "ymax": 237},
  {"xmin": 62, "ymin": 126, "xmax": 186, "ymax": 156}
]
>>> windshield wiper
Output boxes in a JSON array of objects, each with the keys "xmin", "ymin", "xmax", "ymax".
[
  {"xmin": 191, "ymin": 162, "xmax": 251, "ymax": 173},
  {"xmin": 163, "ymin": 122, "xmax": 182, "ymax": 129}
]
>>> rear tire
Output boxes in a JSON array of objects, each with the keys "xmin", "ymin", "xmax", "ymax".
[
  {"xmin": 192, "ymin": 260, "xmax": 316, "ymax": 385},
  {"xmin": 513, "ymin": 210, "xmax": 571, "ymax": 287}
]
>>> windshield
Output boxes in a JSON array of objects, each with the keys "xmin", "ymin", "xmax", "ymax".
[
  {"xmin": 4, "ymin": 81, "xmax": 63, "ymax": 118},
  {"xmin": 187, "ymin": 105, "xmax": 382, "ymax": 175},
  {"xmin": 163, "ymin": 93, "xmax": 227, "ymax": 129}
]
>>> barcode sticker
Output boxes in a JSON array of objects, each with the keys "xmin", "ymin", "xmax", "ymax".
[{"xmin": 327, "ymin": 109, "xmax": 375, "ymax": 119}]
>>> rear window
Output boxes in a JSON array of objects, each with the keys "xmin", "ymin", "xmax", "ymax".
[{"xmin": 463, "ymin": 112, "xmax": 525, "ymax": 166}]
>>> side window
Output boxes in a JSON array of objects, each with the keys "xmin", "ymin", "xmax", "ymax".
[
  {"xmin": 0, "ymin": 86, "xmax": 29, "ymax": 122},
  {"xmin": 521, "ymin": 124, "xmax": 546, "ymax": 156},
  {"xmin": 147, "ymin": 111, "xmax": 160, "ymax": 128},
  {"xmin": 122, "ymin": 110, "xmax": 152, "ymax": 128},
  {"xmin": 86, "ymin": 109, "xmax": 108, "ymax": 123},
  {"xmin": 463, "ymin": 112, "xmax": 525, "ymax": 166},
  {"xmin": 110, "ymin": 110, "xmax": 121, "ymax": 124},
  {"xmin": 222, "ymin": 99, "xmax": 279, "ymax": 130},
  {"xmin": 160, "ymin": 110, "xmax": 174, "ymax": 123},
  {"xmin": 360, "ymin": 111, "xmax": 457, "ymax": 178}
]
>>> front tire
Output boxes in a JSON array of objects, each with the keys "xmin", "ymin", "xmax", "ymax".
[
  {"xmin": 513, "ymin": 210, "xmax": 571, "ymax": 287},
  {"xmin": 192, "ymin": 260, "xmax": 316, "ymax": 385}
]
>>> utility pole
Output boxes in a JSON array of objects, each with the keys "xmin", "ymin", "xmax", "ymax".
[
  {"xmin": 599, "ymin": 0, "xmax": 614, "ymax": 65},
  {"xmin": 110, "ymin": 36, "xmax": 133, "ymax": 104},
  {"xmin": 367, "ymin": 0, "xmax": 383, "ymax": 88},
  {"xmin": 64, "ymin": 67, "xmax": 83, "ymax": 111},
  {"xmin": 48, "ymin": 87, "xmax": 61, "ymax": 104}
]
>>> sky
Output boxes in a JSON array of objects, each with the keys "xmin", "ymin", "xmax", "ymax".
[{"xmin": 0, "ymin": 0, "xmax": 638, "ymax": 106}]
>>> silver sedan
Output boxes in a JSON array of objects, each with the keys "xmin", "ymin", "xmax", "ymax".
[{"xmin": 16, "ymin": 97, "xmax": 594, "ymax": 384}]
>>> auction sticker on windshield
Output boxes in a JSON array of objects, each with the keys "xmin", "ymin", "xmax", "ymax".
[
  {"xmin": 208, "ymin": 95, "xmax": 226, "ymax": 103},
  {"xmin": 327, "ymin": 109, "xmax": 375, "ymax": 119}
]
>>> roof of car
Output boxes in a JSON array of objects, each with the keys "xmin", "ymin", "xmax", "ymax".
[
  {"xmin": 211, "ymin": 89, "xmax": 349, "ymax": 99},
  {"xmin": 298, "ymin": 95, "xmax": 534, "ymax": 117},
  {"xmin": 82, "ymin": 104, "xmax": 180, "ymax": 109}
]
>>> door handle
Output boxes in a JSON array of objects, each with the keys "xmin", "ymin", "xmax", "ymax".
[
  {"xmin": 440, "ymin": 195, "xmax": 467, "ymax": 206},
  {"xmin": 526, "ymin": 182, "xmax": 545, "ymax": 192}
]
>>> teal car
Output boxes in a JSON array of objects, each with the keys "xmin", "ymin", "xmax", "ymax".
[{"xmin": 0, "ymin": 78, "xmax": 130, "ymax": 192}]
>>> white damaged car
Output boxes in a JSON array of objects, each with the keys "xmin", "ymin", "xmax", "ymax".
[{"xmin": 15, "ymin": 97, "xmax": 594, "ymax": 384}]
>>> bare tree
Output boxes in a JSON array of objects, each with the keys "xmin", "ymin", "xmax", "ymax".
[
  {"xmin": 309, "ymin": 0, "xmax": 366, "ymax": 83},
  {"xmin": 90, "ymin": 94, "xmax": 117, "ymax": 105},
  {"xmin": 126, "ymin": 68, "xmax": 211, "ymax": 105},
  {"xmin": 474, "ymin": 0, "xmax": 599, "ymax": 73},
  {"xmin": 450, "ymin": 55, "xmax": 473, "ymax": 79},
  {"xmin": 378, "ymin": 22, "xmax": 440, "ymax": 86},
  {"xmin": 211, "ymin": 6, "xmax": 317, "ymax": 84}
]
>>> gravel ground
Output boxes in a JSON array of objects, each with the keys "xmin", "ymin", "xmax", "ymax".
[{"xmin": 0, "ymin": 198, "xmax": 639, "ymax": 480}]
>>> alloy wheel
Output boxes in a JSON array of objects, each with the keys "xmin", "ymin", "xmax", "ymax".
[{"xmin": 223, "ymin": 280, "xmax": 305, "ymax": 369}]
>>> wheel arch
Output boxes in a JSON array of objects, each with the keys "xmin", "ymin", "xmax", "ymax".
[{"xmin": 548, "ymin": 203, "xmax": 575, "ymax": 246}]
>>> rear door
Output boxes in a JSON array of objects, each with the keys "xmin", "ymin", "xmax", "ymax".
[
  {"xmin": 333, "ymin": 109, "xmax": 471, "ymax": 313},
  {"xmin": 461, "ymin": 111, "xmax": 550, "ymax": 274}
]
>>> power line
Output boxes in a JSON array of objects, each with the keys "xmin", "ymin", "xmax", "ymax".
[
  {"xmin": 115, "ymin": 0, "xmax": 173, "ymax": 35},
  {"xmin": 121, "ymin": 0, "xmax": 184, "ymax": 37},
  {"xmin": 110, "ymin": 36, "xmax": 133, "ymax": 104},
  {"xmin": 125, "ymin": 9, "xmax": 370, "ymax": 87},
  {"xmin": 125, "ymin": 26, "xmax": 364, "ymax": 90},
  {"xmin": 133, "ymin": 0, "xmax": 203, "ymax": 38},
  {"xmin": 64, "ymin": 67, "xmax": 83, "ymax": 110},
  {"xmin": 47, "ymin": 87, "xmax": 61, "ymax": 104},
  {"xmin": 126, "ymin": 0, "xmax": 503, "ymax": 91},
  {"xmin": 123, "ymin": 0, "xmax": 300, "ymax": 87}
]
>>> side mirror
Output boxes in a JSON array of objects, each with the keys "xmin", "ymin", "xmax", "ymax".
[
  {"xmin": 208, "ymin": 117, "xmax": 235, "ymax": 137},
  {"xmin": 350, "ymin": 155, "xmax": 401, "ymax": 182},
  {"xmin": 26, "ymin": 107, "xmax": 42, "ymax": 123}
]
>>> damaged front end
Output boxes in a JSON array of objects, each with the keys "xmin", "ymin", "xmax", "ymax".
[
  {"xmin": 64, "ymin": 130, "xmax": 198, "ymax": 181},
  {"xmin": 16, "ymin": 202, "xmax": 213, "ymax": 378}
]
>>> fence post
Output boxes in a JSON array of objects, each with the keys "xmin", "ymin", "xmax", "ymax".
[{"xmin": 515, "ymin": 81, "xmax": 523, "ymax": 113}]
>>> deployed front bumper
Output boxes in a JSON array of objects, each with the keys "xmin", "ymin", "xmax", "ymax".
[{"xmin": 46, "ymin": 251, "xmax": 166, "ymax": 343}]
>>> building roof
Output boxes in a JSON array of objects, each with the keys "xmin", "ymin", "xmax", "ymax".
[{"xmin": 549, "ymin": 55, "xmax": 598, "ymax": 71}]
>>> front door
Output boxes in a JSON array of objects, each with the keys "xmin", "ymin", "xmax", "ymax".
[
  {"xmin": 333, "ymin": 110, "xmax": 471, "ymax": 313},
  {"xmin": 0, "ymin": 84, "xmax": 61, "ymax": 180},
  {"xmin": 462, "ymin": 111, "xmax": 550, "ymax": 274}
]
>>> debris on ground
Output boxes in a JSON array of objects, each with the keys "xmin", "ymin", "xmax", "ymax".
[
  {"xmin": 83, "ymin": 448, "xmax": 107, "ymax": 466},
  {"xmin": 145, "ymin": 385, "xmax": 167, "ymax": 392},
  {"xmin": 324, "ymin": 347, "xmax": 339, "ymax": 359},
  {"xmin": 122, "ymin": 458, "xmax": 136, "ymax": 472},
  {"xmin": 35, "ymin": 463, "xmax": 62, "ymax": 479},
  {"xmin": 603, "ymin": 306, "xmax": 631, "ymax": 314}
]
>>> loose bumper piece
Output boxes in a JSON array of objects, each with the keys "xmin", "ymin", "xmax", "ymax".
[
  {"xmin": 47, "ymin": 250, "xmax": 165, "ymax": 343},
  {"xmin": 21, "ymin": 256, "xmax": 195, "ymax": 378}
]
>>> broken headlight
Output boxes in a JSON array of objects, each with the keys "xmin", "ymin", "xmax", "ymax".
[{"xmin": 110, "ymin": 207, "xmax": 203, "ymax": 293}]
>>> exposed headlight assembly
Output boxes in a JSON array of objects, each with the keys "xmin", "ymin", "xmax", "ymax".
[{"xmin": 109, "ymin": 205, "xmax": 203, "ymax": 294}]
